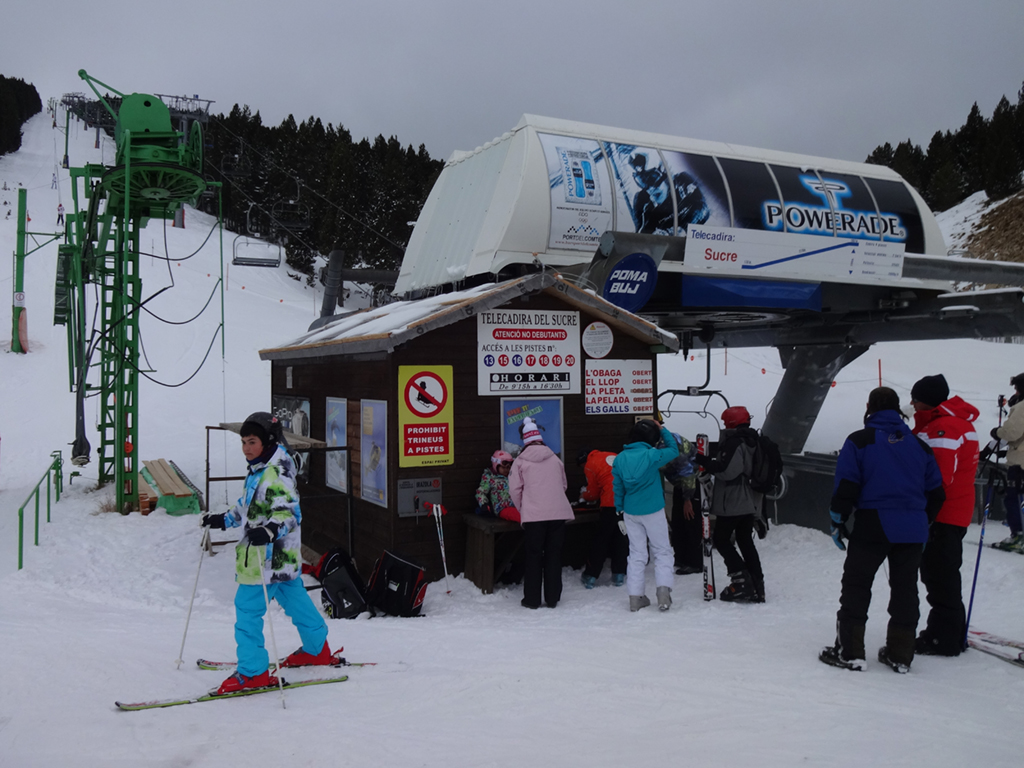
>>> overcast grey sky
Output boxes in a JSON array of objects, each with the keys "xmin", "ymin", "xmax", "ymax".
[{"xmin": 5, "ymin": 1, "xmax": 1024, "ymax": 164}]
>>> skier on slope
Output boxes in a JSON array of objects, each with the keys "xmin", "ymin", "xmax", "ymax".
[
  {"xmin": 991, "ymin": 373, "xmax": 1024, "ymax": 552},
  {"xmin": 202, "ymin": 412, "xmax": 334, "ymax": 694},
  {"xmin": 820, "ymin": 387, "xmax": 945, "ymax": 674},
  {"xmin": 692, "ymin": 406, "xmax": 765, "ymax": 602},
  {"xmin": 908, "ymin": 374, "xmax": 980, "ymax": 656}
]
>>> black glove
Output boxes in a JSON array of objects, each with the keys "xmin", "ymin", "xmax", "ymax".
[
  {"xmin": 617, "ymin": 512, "xmax": 627, "ymax": 536},
  {"xmin": 692, "ymin": 453, "xmax": 709, "ymax": 468},
  {"xmin": 755, "ymin": 516, "xmax": 769, "ymax": 540},
  {"xmin": 991, "ymin": 427, "xmax": 1002, "ymax": 440},
  {"xmin": 201, "ymin": 513, "xmax": 226, "ymax": 530},
  {"xmin": 474, "ymin": 503, "xmax": 493, "ymax": 516},
  {"xmin": 247, "ymin": 522, "xmax": 280, "ymax": 545}
]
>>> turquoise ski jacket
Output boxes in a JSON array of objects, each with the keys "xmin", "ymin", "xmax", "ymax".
[{"xmin": 612, "ymin": 426, "xmax": 679, "ymax": 516}]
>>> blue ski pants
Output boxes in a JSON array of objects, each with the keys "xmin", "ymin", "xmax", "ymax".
[{"xmin": 234, "ymin": 579, "xmax": 328, "ymax": 676}]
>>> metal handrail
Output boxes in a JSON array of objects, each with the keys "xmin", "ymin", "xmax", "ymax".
[{"xmin": 16, "ymin": 451, "xmax": 64, "ymax": 569}]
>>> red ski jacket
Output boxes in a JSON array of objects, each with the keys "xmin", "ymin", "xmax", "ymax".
[
  {"xmin": 581, "ymin": 450, "xmax": 617, "ymax": 508},
  {"xmin": 912, "ymin": 396, "xmax": 980, "ymax": 527}
]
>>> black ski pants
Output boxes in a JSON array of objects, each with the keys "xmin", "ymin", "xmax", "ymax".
[
  {"xmin": 583, "ymin": 507, "xmax": 628, "ymax": 579},
  {"xmin": 522, "ymin": 520, "xmax": 566, "ymax": 607},
  {"xmin": 838, "ymin": 536, "xmax": 923, "ymax": 633},
  {"xmin": 670, "ymin": 486, "xmax": 702, "ymax": 571},
  {"xmin": 919, "ymin": 522, "xmax": 967, "ymax": 651},
  {"xmin": 1004, "ymin": 465, "xmax": 1023, "ymax": 536},
  {"xmin": 712, "ymin": 514, "xmax": 763, "ymax": 584}
]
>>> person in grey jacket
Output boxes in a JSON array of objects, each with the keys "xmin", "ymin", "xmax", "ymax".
[
  {"xmin": 693, "ymin": 406, "xmax": 765, "ymax": 602},
  {"xmin": 992, "ymin": 373, "xmax": 1024, "ymax": 552}
]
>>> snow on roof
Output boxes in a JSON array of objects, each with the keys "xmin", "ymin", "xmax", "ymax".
[{"xmin": 259, "ymin": 274, "xmax": 679, "ymax": 361}]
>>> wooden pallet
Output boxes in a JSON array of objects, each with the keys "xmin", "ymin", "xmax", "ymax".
[
  {"xmin": 138, "ymin": 473, "xmax": 159, "ymax": 515},
  {"xmin": 142, "ymin": 459, "xmax": 194, "ymax": 498}
]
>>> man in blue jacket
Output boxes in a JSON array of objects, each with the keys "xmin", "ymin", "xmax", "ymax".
[
  {"xmin": 820, "ymin": 388, "xmax": 945, "ymax": 674},
  {"xmin": 613, "ymin": 419, "xmax": 679, "ymax": 612}
]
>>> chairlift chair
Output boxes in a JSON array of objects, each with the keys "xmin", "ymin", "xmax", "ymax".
[
  {"xmin": 220, "ymin": 143, "xmax": 251, "ymax": 180},
  {"xmin": 232, "ymin": 234, "xmax": 282, "ymax": 268},
  {"xmin": 271, "ymin": 199, "xmax": 311, "ymax": 233}
]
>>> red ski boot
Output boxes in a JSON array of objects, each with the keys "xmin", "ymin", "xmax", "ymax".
[
  {"xmin": 281, "ymin": 641, "xmax": 334, "ymax": 668},
  {"xmin": 216, "ymin": 669, "xmax": 279, "ymax": 695}
]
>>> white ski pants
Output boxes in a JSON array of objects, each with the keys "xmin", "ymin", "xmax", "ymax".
[{"xmin": 624, "ymin": 509, "xmax": 674, "ymax": 596}]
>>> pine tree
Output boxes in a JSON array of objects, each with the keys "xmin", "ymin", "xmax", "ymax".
[
  {"xmin": 983, "ymin": 96, "xmax": 1023, "ymax": 200},
  {"xmin": 955, "ymin": 102, "xmax": 988, "ymax": 196},
  {"xmin": 865, "ymin": 142, "xmax": 895, "ymax": 167},
  {"xmin": 923, "ymin": 131, "xmax": 964, "ymax": 211}
]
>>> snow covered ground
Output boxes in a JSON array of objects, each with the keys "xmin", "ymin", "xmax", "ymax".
[{"xmin": 1, "ymin": 109, "xmax": 1022, "ymax": 767}]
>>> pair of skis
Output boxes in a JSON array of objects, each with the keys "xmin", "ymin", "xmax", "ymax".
[
  {"xmin": 115, "ymin": 654, "xmax": 373, "ymax": 711},
  {"xmin": 967, "ymin": 630, "xmax": 1024, "ymax": 669},
  {"xmin": 696, "ymin": 433, "xmax": 715, "ymax": 601}
]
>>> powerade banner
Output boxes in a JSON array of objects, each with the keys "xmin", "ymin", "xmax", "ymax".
[
  {"xmin": 602, "ymin": 251, "xmax": 658, "ymax": 312},
  {"xmin": 683, "ymin": 225, "xmax": 905, "ymax": 285},
  {"xmin": 535, "ymin": 133, "xmax": 925, "ymax": 254},
  {"xmin": 603, "ymin": 143, "xmax": 729, "ymax": 237},
  {"xmin": 538, "ymin": 133, "xmax": 613, "ymax": 251}
]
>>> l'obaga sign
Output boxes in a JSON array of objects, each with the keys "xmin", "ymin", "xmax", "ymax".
[{"xmin": 398, "ymin": 365, "xmax": 454, "ymax": 467}]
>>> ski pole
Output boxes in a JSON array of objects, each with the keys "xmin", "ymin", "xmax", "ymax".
[
  {"xmin": 964, "ymin": 467, "xmax": 1000, "ymax": 650},
  {"xmin": 259, "ymin": 550, "xmax": 287, "ymax": 709},
  {"xmin": 175, "ymin": 526, "xmax": 210, "ymax": 669},
  {"xmin": 429, "ymin": 503, "xmax": 452, "ymax": 595}
]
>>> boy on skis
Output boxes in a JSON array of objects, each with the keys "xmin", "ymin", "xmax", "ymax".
[{"xmin": 202, "ymin": 412, "xmax": 333, "ymax": 694}]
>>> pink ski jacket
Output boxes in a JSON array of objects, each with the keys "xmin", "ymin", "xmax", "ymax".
[{"xmin": 508, "ymin": 445, "xmax": 575, "ymax": 524}]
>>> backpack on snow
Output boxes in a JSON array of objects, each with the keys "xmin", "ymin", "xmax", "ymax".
[
  {"xmin": 748, "ymin": 433, "xmax": 784, "ymax": 496},
  {"xmin": 365, "ymin": 550, "xmax": 429, "ymax": 617},
  {"xmin": 306, "ymin": 547, "xmax": 372, "ymax": 619}
]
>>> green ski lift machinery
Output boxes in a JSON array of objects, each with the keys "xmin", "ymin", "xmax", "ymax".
[{"xmin": 55, "ymin": 70, "xmax": 209, "ymax": 513}]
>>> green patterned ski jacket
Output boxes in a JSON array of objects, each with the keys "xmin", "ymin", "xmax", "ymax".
[{"xmin": 224, "ymin": 445, "xmax": 303, "ymax": 585}]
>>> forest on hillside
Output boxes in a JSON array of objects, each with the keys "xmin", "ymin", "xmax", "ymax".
[
  {"xmin": 198, "ymin": 106, "xmax": 443, "ymax": 278},
  {"xmin": 0, "ymin": 75, "xmax": 42, "ymax": 156},
  {"xmin": 866, "ymin": 79, "xmax": 1024, "ymax": 211}
]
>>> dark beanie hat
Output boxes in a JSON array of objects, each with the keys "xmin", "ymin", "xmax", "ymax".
[{"xmin": 910, "ymin": 374, "xmax": 949, "ymax": 408}]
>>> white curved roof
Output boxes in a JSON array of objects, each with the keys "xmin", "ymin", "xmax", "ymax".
[{"xmin": 395, "ymin": 115, "xmax": 945, "ymax": 294}]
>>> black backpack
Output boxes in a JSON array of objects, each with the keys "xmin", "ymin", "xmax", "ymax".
[
  {"xmin": 748, "ymin": 433, "xmax": 784, "ymax": 496},
  {"xmin": 365, "ymin": 550, "xmax": 429, "ymax": 617},
  {"xmin": 310, "ymin": 548, "xmax": 372, "ymax": 619}
]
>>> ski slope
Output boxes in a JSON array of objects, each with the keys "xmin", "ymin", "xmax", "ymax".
[{"xmin": 1, "ymin": 108, "xmax": 1022, "ymax": 768}]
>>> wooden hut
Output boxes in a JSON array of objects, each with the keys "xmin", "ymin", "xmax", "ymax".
[{"xmin": 258, "ymin": 273, "xmax": 678, "ymax": 586}]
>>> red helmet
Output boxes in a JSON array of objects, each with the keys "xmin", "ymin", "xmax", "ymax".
[{"xmin": 721, "ymin": 406, "xmax": 752, "ymax": 429}]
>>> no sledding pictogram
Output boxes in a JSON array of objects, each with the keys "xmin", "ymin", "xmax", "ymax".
[{"xmin": 403, "ymin": 371, "xmax": 448, "ymax": 417}]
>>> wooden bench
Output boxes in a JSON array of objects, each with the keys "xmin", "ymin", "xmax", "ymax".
[{"xmin": 463, "ymin": 509, "xmax": 601, "ymax": 594}]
